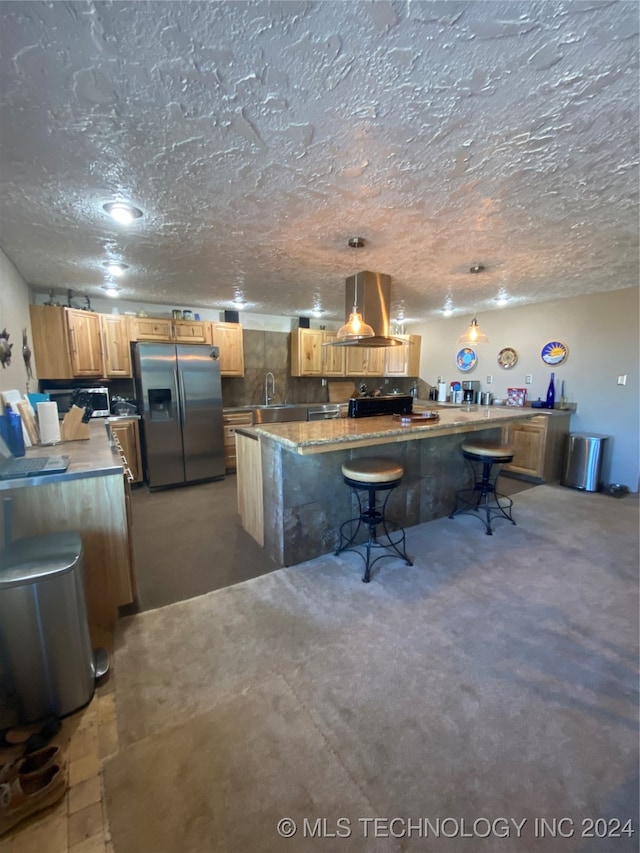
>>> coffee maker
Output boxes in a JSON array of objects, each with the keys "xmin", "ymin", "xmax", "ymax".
[{"xmin": 462, "ymin": 380, "xmax": 481, "ymax": 403}]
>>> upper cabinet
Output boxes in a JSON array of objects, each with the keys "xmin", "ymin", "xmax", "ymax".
[
  {"xmin": 290, "ymin": 329, "xmax": 421, "ymax": 378},
  {"xmin": 172, "ymin": 320, "xmax": 212, "ymax": 344},
  {"xmin": 211, "ymin": 322, "xmax": 244, "ymax": 376},
  {"xmin": 321, "ymin": 331, "xmax": 345, "ymax": 376},
  {"xmin": 384, "ymin": 335, "xmax": 421, "ymax": 377},
  {"xmin": 30, "ymin": 305, "xmax": 105, "ymax": 379},
  {"xmin": 66, "ymin": 309, "xmax": 103, "ymax": 377},
  {"xmin": 100, "ymin": 314, "xmax": 131, "ymax": 378},
  {"xmin": 345, "ymin": 346, "xmax": 385, "ymax": 377},
  {"xmin": 29, "ymin": 307, "xmax": 243, "ymax": 381},
  {"xmin": 290, "ymin": 328, "xmax": 323, "ymax": 376},
  {"xmin": 128, "ymin": 317, "xmax": 211, "ymax": 344}
]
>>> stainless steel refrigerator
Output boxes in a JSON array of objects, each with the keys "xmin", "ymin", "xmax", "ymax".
[{"xmin": 132, "ymin": 343, "xmax": 225, "ymax": 489}]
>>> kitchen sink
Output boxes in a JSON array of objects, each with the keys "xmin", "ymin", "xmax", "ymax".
[{"xmin": 252, "ymin": 404, "xmax": 308, "ymax": 424}]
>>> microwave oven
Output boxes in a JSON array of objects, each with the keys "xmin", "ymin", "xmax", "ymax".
[{"xmin": 41, "ymin": 387, "xmax": 110, "ymax": 418}]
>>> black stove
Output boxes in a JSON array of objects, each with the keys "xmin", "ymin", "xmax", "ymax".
[{"xmin": 347, "ymin": 395, "xmax": 413, "ymax": 418}]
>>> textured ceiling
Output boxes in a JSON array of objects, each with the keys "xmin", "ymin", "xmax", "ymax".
[{"xmin": 0, "ymin": 0, "xmax": 638, "ymax": 324}]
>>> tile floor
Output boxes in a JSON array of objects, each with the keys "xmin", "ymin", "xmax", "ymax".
[{"xmin": 0, "ymin": 643, "xmax": 117, "ymax": 853}]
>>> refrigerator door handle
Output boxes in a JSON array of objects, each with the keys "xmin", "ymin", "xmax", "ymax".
[{"xmin": 176, "ymin": 369, "xmax": 186, "ymax": 428}]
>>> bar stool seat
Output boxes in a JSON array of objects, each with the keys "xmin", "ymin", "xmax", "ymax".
[
  {"xmin": 449, "ymin": 441, "xmax": 516, "ymax": 535},
  {"xmin": 336, "ymin": 457, "xmax": 412, "ymax": 582}
]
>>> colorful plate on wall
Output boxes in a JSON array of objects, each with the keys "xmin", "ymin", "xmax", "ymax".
[
  {"xmin": 541, "ymin": 341, "xmax": 568, "ymax": 365},
  {"xmin": 497, "ymin": 347, "xmax": 518, "ymax": 369},
  {"xmin": 456, "ymin": 347, "xmax": 477, "ymax": 372}
]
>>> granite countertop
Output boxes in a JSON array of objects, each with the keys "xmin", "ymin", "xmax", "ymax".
[
  {"xmin": 0, "ymin": 420, "xmax": 123, "ymax": 490},
  {"xmin": 237, "ymin": 406, "xmax": 537, "ymax": 456}
]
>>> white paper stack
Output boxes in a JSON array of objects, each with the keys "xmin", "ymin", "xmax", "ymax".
[{"xmin": 37, "ymin": 401, "xmax": 61, "ymax": 444}]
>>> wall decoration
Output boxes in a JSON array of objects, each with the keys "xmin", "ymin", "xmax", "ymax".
[
  {"xmin": 456, "ymin": 347, "xmax": 477, "ymax": 372},
  {"xmin": 541, "ymin": 340, "xmax": 568, "ymax": 365},
  {"xmin": 497, "ymin": 347, "xmax": 518, "ymax": 369},
  {"xmin": 507, "ymin": 387, "xmax": 527, "ymax": 407},
  {"xmin": 0, "ymin": 329, "xmax": 13, "ymax": 369},
  {"xmin": 22, "ymin": 328, "xmax": 33, "ymax": 380}
]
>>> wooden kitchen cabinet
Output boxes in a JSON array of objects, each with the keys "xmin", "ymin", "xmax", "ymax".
[
  {"xmin": 100, "ymin": 313, "xmax": 132, "ymax": 377},
  {"xmin": 128, "ymin": 316, "xmax": 174, "ymax": 341},
  {"xmin": 223, "ymin": 410, "xmax": 253, "ymax": 472},
  {"xmin": 501, "ymin": 412, "xmax": 571, "ymax": 483},
  {"xmin": 109, "ymin": 418, "xmax": 143, "ymax": 483},
  {"xmin": 321, "ymin": 331, "xmax": 346, "ymax": 376},
  {"xmin": 345, "ymin": 345, "xmax": 385, "ymax": 377},
  {"xmin": 29, "ymin": 305, "xmax": 105, "ymax": 379},
  {"xmin": 384, "ymin": 335, "xmax": 421, "ymax": 377},
  {"xmin": 211, "ymin": 322, "xmax": 245, "ymax": 376},
  {"xmin": 172, "ymin": 320, "xmax": 212, "ymax": 343},
  {"xmin": 290, "ymin": 328, "xmax": 323, "ymax": 376}
]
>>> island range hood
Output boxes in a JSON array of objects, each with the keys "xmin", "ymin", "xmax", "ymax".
[{"xmin": 331, "ymin": 270, "xmax": 408, "ymax": 348}]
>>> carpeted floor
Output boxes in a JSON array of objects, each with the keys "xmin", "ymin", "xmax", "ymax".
[{"xmin": 106, "ymin": 485, "xmax": 639, "ymax": 852}]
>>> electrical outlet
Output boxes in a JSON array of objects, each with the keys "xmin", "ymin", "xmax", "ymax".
[
  {"xmin": 486, "ymin": 375, "xmax": 493, "ymax": 384},
  {"xmin": 321, "ymin": 378, "xmax": 327, "ymax": 386},
  {"xmin": 617, "ymin": 374, "xmax": 627, "ymax": 386},
  {"xmin": 525, "ymin": 374, "xmax": 533, "ymax": 384}
]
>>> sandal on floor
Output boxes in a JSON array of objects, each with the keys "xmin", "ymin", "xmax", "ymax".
[
  {"xmin": 0, "ymin": 746, "xmax": 64, "ymax": 785},
  {"xmin": 0, "ymin": 716, "xmax": 61, "ymax": 754},
  {"xmin": 0, "ymin": 763, "xmax": 67, "ymax": 837}
]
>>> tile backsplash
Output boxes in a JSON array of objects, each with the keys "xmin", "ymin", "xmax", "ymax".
[{"xmin": 221, "ymin": 330, "xmax": 420, "ymax": 408}]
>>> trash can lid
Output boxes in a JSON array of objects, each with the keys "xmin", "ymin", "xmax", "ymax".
[
  {"xmin": 0, "ymin": 531, "xmax": 83, "ymax": 587},
  {"xmin": 568, "ymin": 432, "xmax": 611, "ymax": 440}
]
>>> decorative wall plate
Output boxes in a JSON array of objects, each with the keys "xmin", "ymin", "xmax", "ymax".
[
  {"xmin": 456, "ymin": 347, "xmax": 477, "ymax": 372},
  {"xmin": 541, "ymin": 341, "xmax": 568, "ymax": 365},
  {"xmin": 497, "ymin": 347, "xmax": 518, "ymax": 369}
]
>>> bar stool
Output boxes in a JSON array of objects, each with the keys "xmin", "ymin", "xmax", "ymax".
[
  {"xmin": 449, "ymin": 440, "xmax": 516, "ymax": 535},
  {"xmin": 335, "ymin": 457, "xmax": 413, "ymax": 583}
]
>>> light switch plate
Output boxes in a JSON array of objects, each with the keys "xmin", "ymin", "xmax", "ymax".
[
  {"xmin": 486, "ymin": 375, "xmax": 493, "ymax": 384},
  {"xmin": 617, "ymin": 374, "xmax": 627, "ymax": 386},
  {"xmin": 525, "ymin": 374, "xmax": 533, "ymax": 384}
]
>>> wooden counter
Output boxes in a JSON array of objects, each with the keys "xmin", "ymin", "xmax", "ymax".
[
  {"xmin": 0, "ymin": 421, "xmax": 134, "ymax": 642},
  {"xmin": 236, "ymin": 406, "xmax": 536, "ymax": 568}
]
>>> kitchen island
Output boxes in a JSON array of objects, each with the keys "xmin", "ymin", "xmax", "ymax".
[
  {"xmin": 236, "ymin": 405, "xmax": 537, "ymax": 568},
  {"xmin": 0, "ymin": 420, "xmax": 135, "ymax": 642}
]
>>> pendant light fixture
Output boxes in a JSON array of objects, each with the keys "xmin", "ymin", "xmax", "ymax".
[
  {"xmin": 458, "ymin": 265, "xmax": 489, "ymax": 344},
  {"xmin": 336, "ymin": 237, "xmax": 374, "ymax": 341}
]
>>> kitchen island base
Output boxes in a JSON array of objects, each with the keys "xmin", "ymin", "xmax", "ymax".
[{"xmin": 237, "ymin": 425, "xmax": 507, "ymax": 568}]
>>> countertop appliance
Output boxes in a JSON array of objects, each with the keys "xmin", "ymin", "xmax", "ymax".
[
  {"xmin": 347, "ymin": 395, "xmax": 413, "ymax": 418},
  {"xmin": 132, "ymin": 343, "xmax": 225, "ymax": 489},
  {"xmin": 40, "ymin": 386, "xmax": 110, "ymax": 418}
]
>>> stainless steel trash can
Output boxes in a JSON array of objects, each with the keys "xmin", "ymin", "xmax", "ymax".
[
  {"xmin": 562, "ymin": 433, "xmax": 610, "ymax": 492},
  {"xmin": 0, "ymin": 531, "xmax": 108, "ymax": 724}
]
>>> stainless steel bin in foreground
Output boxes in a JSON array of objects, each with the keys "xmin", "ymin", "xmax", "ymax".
[
  {"xmin": 0, "ymin": 531, "xmax": 108, "ymax": 724},
  {"xmin": 562, "ymin": 433, "xmax": 610, "ymax": 492}
]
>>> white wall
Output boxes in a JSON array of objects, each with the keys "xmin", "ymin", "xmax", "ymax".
[
  {"xmin": 413, "ymin": 287, "xmax": 639, "ymax": 492},
  {"xmin": 0, "ymin": 249, "xmax": 35, "ymax": 402}
]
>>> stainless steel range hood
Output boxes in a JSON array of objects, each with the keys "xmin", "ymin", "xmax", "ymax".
[{"xmin": 331, "ymin": 270, "xmax": 407, "ymax": 347}]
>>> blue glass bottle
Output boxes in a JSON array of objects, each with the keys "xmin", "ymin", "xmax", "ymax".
[{"xmin": 546, "ymin": 372, "xmax": 555, "ymax": 409}]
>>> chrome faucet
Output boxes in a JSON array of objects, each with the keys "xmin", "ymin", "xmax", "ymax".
[{"xmin": 265, "ymin": 371, "xmax": 276, "ymax": 406}]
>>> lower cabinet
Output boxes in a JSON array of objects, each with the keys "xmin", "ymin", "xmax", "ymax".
[
  {"xmin": 223, "ymin": 410, "xmax": 254, "ymax": 472},
  {"xmin": 109, "ymin": 418, "xmax": 143, "ymax": 484},
  {"xmin": 501, "ymin": 412, "xmax": 571, "ymax": 482}
]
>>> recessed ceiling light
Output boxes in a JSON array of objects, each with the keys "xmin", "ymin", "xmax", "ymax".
[
  {"xmin": 101, "ymin": 284, "xmax": 121, "ymax": 297},
  {"xmin": 494, "ymin": 295, "xmax": 509, "ymax": 306},
  {"xmin": 103, "ymin": 262, "xmax": 129, "ymax": 276},
  {"xmin": 442, "ymin": 307, "xmax": 454, "ymax": 317},
  {"xmin": 103, "ymin": 201, "xmax": 143, "ymax": 224}
]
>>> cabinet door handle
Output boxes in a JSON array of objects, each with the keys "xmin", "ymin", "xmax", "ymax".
[{"xmin": 69, "ymin": 327, "xmax": 77, "ymax": 354}]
